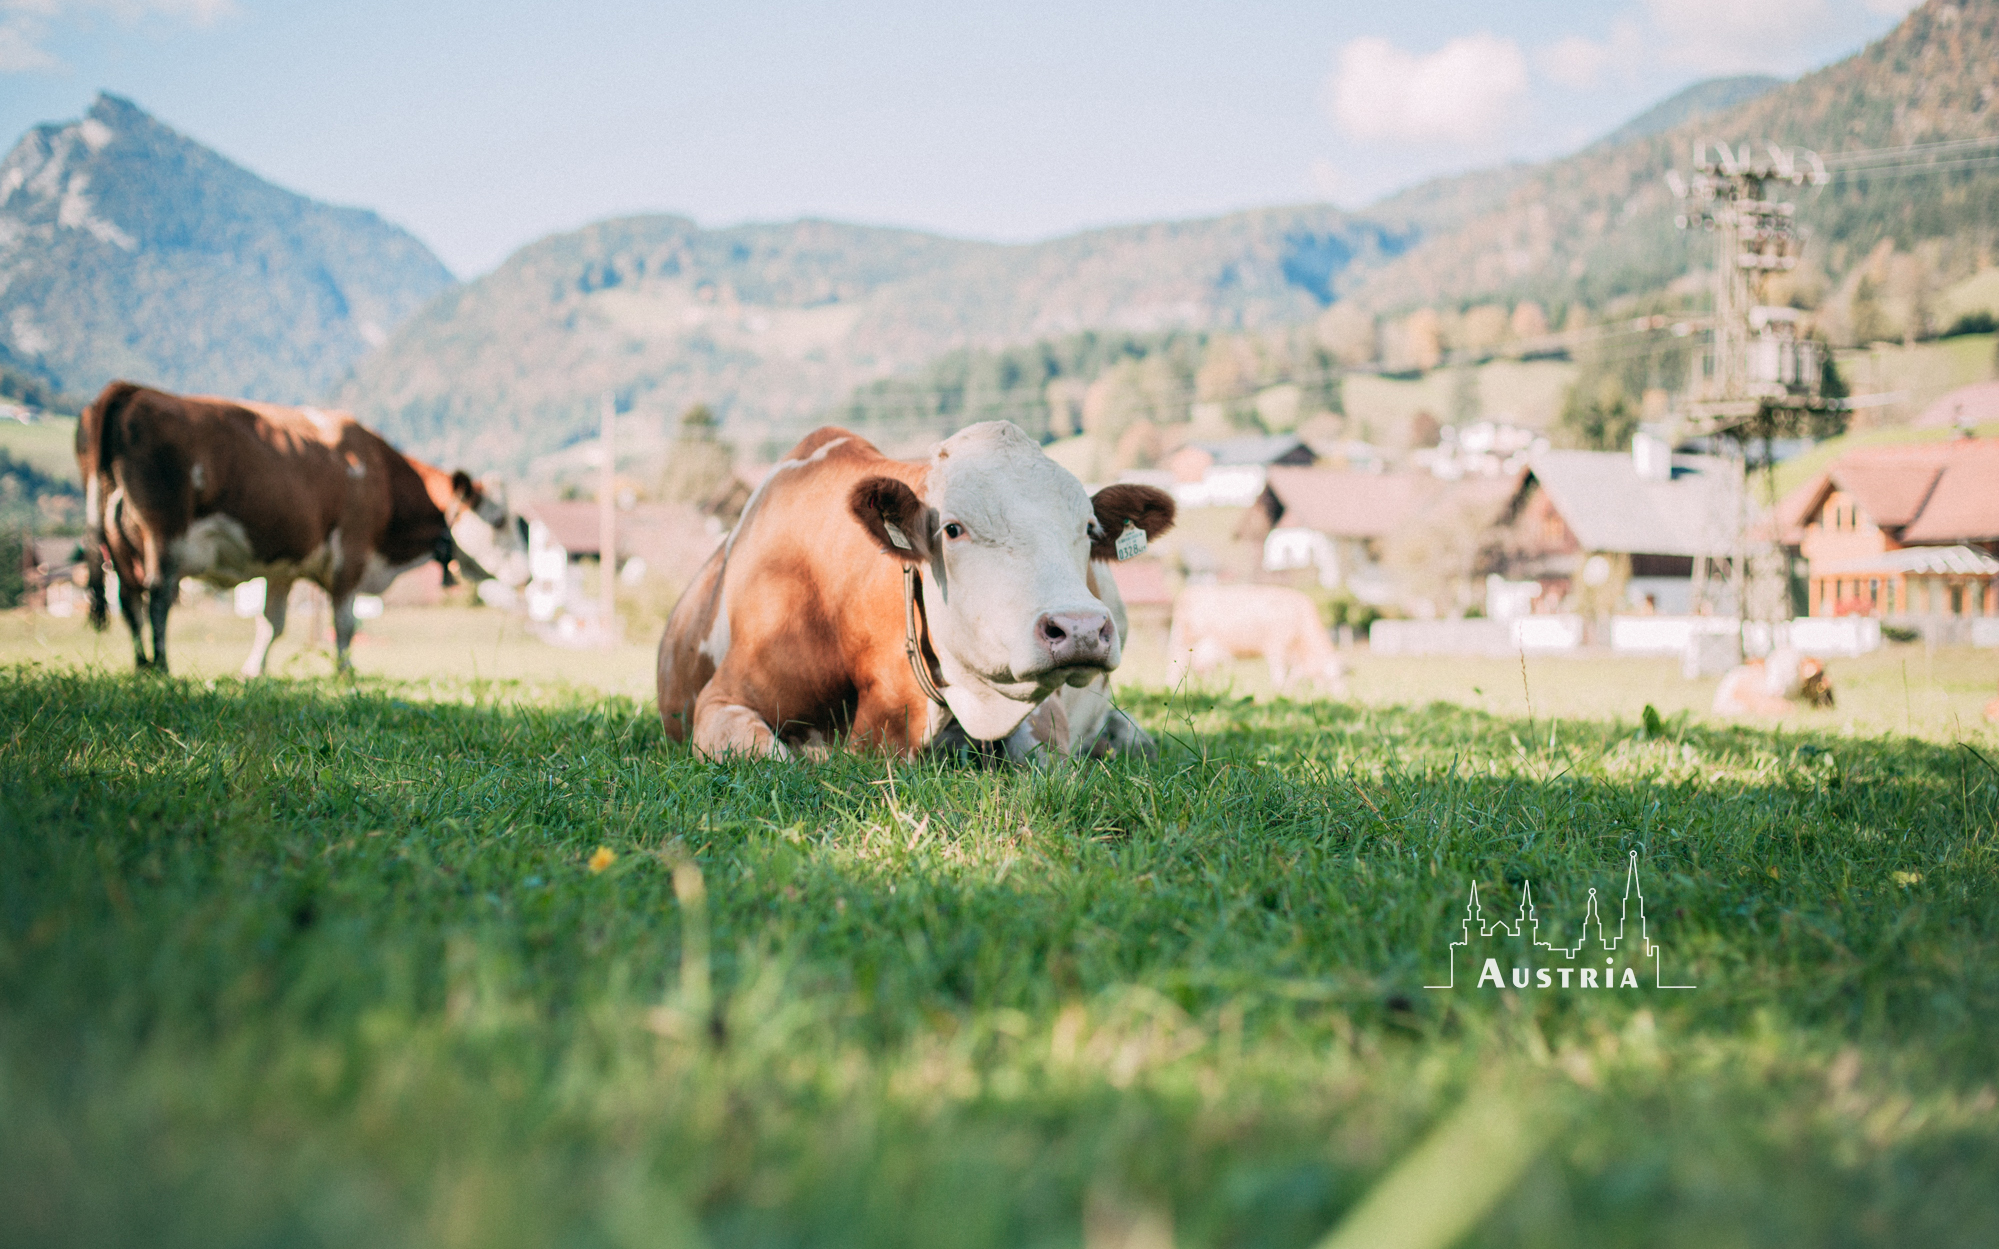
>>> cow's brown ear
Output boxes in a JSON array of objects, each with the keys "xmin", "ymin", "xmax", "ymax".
[
  {"xmin": 1090, "ymin": 484, "xmax": 1175, "ymax": 561},
  {"xmin": 849, "ymin": 476, "xmax": 932, "ymax": 563},
  {"xmin": 451, "ymin": 470, "xmax": 478, "ymax": 502}
]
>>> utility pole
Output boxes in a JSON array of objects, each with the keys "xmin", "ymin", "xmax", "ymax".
[
  {"xmin": 1669, "ymin": 140, "xmax": 1834, "ymax": 646},
  {"xmin": 599, "ymin": 392, "xmax": 618, "ymax": 648}
]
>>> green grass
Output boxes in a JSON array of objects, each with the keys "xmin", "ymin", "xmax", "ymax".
[
  {"xmin": 1, "ymin": 645, "xmax": 1996, "ymax": 1248},
  {"xmin": 10, "ymin": 602, "xmax": 1997, "ymax": 741},
  {"xmin": 0, "ymin": 414, "xmax": 80, "ymax": 484}
]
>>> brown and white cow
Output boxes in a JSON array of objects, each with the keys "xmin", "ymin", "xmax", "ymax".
[
  {"xmin": 656, "ymin": 422, "xmax": 1174, "ymax": 759},
  {"xmin": 1166, "ymin": 584, "xmax": 1348, "ymax": 698},
  {"xmin": 77, "ymin": 382, "xmax": 528, "ymax": 676}
]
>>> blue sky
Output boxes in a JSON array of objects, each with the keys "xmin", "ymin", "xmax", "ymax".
[{"xmin": 0, "ymin": 0, "xmax": 1920, "ymax": 278}]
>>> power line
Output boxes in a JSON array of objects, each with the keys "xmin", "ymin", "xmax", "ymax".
[
  {"xmin": 1819, "ymin": 134, "xmax": 1999, "ymax": 165},
  {"xmin": 1825, "ymin": 153, "xmax": 1999, "ymax": 180}
]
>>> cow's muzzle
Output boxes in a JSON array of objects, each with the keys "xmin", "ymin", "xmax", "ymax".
[{"xmin": 1034, "ymin": 609, "xmax": 1115, "ymax": 670}]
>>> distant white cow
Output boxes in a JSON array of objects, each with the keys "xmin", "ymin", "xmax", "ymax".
[
  {"xmin": 1712, "ymin": 648, "xmax": 1834, "ymax": 717},
  {"xmin": 1167, "ymin": 584, "xmax": 1347, "ymax": 697}
]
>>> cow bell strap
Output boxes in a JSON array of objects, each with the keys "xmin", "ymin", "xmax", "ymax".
[{"xmin": 902, "ymin": 564, "xmax": 949, "ymax": 707}]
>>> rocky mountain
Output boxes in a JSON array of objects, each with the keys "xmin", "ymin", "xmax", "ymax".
[
  {"xmin": 0, "ymin": 94, "xmax": 454, "ymax": 405},
  {"xmin": 335, "ymin": 206, "xmax": 1405, "ymax": 469}
]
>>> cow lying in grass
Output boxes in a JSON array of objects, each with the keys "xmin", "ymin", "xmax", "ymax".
[
  {"xmin": 1711, "ymin": 648, "xmax": 1835, "ymax": 717},
  {"xmin": 78, "ymin": 382, "xmax": 528, "ymax": 676},
  {"xmin": 656, "ymin": 422, "xmax": 1174, "ymax": 760},
  {"xmin": 1166, "ymin": 584, "xmax": 1348, "ymax": 698}
]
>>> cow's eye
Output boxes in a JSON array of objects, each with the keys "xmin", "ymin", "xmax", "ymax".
[{"xmin": 943, "ymin": 522, "xmax": 965, "ymax": 540}]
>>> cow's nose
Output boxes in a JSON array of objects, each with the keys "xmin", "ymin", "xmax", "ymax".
[{"xmin": 1036, "ymin": 610, "xmax": 1115, "ymax": 665}]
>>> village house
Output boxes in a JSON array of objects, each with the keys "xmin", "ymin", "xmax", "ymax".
[
  {"xmin": 1158, "ymin": 433, "xmax": 1319, "ymax": 509},
  {"xmin": 1493, "ymin": 434, "xmax": 1743, "ymax": 618},
  {"xmin": 513, "ymin": 498, "xmax": 725, "ymax": 623},
  {"xmin": 1775, "ymin": 437, "xmax": 1999, "ymax": 640},
  {"xmin": 1238, "ymin": 466, "xmax": 1516, "ymax": 607}
]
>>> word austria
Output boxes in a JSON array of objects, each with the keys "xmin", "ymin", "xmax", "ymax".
[{"xmin": 1425, "ymin": 852, "xmax": 1695, "ymax": 992}]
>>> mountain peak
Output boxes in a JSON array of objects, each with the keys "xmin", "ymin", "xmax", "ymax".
[
  {"xmin": 86, "ymin": 92, "xmax": 148, "ymax": 125},
  {"xmin": 1593, "ymin": 74, "xmax": 1788, "ymax": 149},
  {"xmin": 1, "ymin": 97, "xmax": 455, "ymax": 403}
]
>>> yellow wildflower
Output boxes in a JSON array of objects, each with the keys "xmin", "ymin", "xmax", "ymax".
[{"xmin": 588, "ymin": 846, "xmax": 616, "ymax": 874}]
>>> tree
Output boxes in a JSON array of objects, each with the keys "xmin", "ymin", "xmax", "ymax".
[
  {"xmin": 1459, "ymin": 304, "xmax": 1509, "ymax": 357},
  {"xmin": 657, "ymin": 403, "xmax": 735, "ymax": 505},
  {"xmin": 678, "ymin": 403, "xmax": 718, "ymax": 441},
  {"xmin": 1558, "ymin": 376, "xmax": 1638, "ymax": 451},
  {"xmin": 1383, "ymin": 494, "xmax": 1502, "ymax": 618},
  {"xmin": 1401, "ymin": 308, "xmax": 1443, "ymax": 372},
  {"xmin": 0, "ymin": 528, "xmax": 24, "ymax": 610},
  {"xmin": 1850, "ymin": 276, "xmax": 1891, "ymax": 346},
  {"xmin": 1509, "ymin": 301, "xmax": 1549, "ymax": 343},
  {"xmin": 1313, "ymin": 304, "xmax": 1377, "ymax": 366}
]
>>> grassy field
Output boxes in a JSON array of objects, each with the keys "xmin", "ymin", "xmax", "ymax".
[
  {"xmin": 2, "ymin": 607, "xmax": 1997, "ymax": 1248},
  {"xmin": 6, "ymin": 600, "xmax": 1995, "ymax": 740},
  {"xmin": 0, "ymin": 414, "xmax": 80, "ymax": 482}
]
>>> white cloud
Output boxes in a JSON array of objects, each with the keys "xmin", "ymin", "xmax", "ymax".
[
  {"xmin": 1536, "ymin": 19, "xmax": 1646, "ymax": 90},
  {"xmin": 0, "ymin": 17, "xmax": 57, "ymax": 70},
  {"xmin": 1326, "ymin": 34, "xmax": 1529, "ymax": 145},
  {"xmin": 1642, "ymin": 0, "xmax": 1830, "ymax": 71},
  {"xmin": 0, "ymin": 0, "xmax": 233, "ymax": 74}
]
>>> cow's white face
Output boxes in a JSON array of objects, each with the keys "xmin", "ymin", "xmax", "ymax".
[
  {"xmin": 450, "ymin": 475, "xmax": 532, "ymax": 587},
  {"xmin": 850, "ymin": 421, "xmax": 1174, "ymax": 742}
]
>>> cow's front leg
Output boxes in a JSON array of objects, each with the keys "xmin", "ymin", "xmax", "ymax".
[
  {"xmin": 690, "ymin": 691, "xmax": 789, "ymax": 759},
  {"xmin": 242, "ymin": 576, "xmax": 293, "ymax": 678},
  {"xmin": 331, "ymin": 590, "xmax": 359, "ymax": 675},
  {"xmin": 849, "ymin": 680, "xmax": 944, "ymax": 756}
]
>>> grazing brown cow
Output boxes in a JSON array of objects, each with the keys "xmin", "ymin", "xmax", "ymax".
[
  {"xmin": 1711, "ymin": 649, "xmax": 1835, "ymax": 717},
  {"xmin": 1166, "ymin": 584, "xmax": 1348, "ymax": 697},
  {"xmin": 656, "ymin": 422, "xmax": 1174, "ymax": 759},
  {"xmin": 77, "ymin": 382, "xmax": 527, "ymax": 676}
]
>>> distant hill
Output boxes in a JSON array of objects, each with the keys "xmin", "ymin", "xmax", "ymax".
[
  {"xmin": 335, "ymin": 207, "xmax": 1406, "ymax": 470},
  {"xmin": 1334, "ymin": 0, "xmax": 1999, "ymax": 315},
  {"xmin": 1592, "ymin": 75, "xmax": 1786, "ymax": 148},
  {"xmin": 0, "ymin": 94, "xmax": 454, "ymax": 404}
]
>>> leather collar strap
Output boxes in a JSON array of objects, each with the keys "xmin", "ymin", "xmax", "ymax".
[{"xmin": 902, "ymin": 564, "xmax": 949, "ymax": 707}]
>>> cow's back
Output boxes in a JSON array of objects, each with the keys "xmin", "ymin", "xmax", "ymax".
[
  {"xmin": 1173, "ymin": 584, "xmax": 1310, "ymax": 654},
  {"xmin": 100, "ymin": 388, "xmax": 355, "ymax": 566},
  {"xmin": 656, "ymin": 428, "xmax": 916, "ymax": 744}
]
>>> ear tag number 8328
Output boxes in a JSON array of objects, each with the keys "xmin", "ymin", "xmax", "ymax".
[{"xmin": 1114, "ymin": 521, "xmax": 1147, "ymax": 561}]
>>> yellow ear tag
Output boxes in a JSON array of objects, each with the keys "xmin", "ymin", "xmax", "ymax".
[
  {"xmin": 883, "ymin": 521, "xmax": 911, "ymax": 551},
  {"xmin": 1114, "ymin": 521, "xmax": 1146, "ymax": 561}
]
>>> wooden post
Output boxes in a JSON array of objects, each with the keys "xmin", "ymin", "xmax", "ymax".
[{"xmin": 600, "ymin": 392, "xmax": 618, "ymax": 647}]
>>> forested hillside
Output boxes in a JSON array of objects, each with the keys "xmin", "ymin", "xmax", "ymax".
[
  {"xmin": 335, "ymin": 207, "xmax": 1404, "ymax": 470},
  {"xmin": 828, "ymin": 2, "xmax": 1999, "ymax": 464},
  {"xmin": 1335, "ymin": 0, "xmax": 1999, "ymax": 320},
  {"xmin": 5, "ymin": 1, "xmax": 1990, "ymax": 472},
  {"xmin": 0, "ymin": 94, "xmax": 454, "ymax": 403}
]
